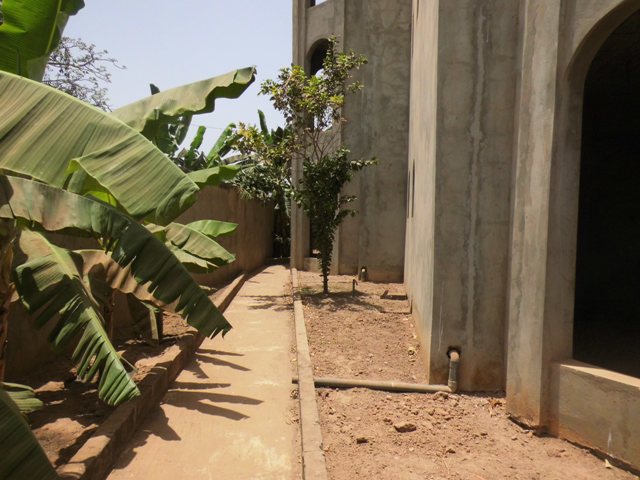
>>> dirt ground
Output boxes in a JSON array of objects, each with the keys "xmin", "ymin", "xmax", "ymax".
[
  {"xmin": 299, "ymin": 271, "xmax": 638, "ymax": 480},
  {"xmin": 19, "ymin": 313, "xmax": 195, "ymax": 467}
]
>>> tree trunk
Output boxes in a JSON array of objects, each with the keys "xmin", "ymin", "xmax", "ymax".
[
  {"xmin": 319, "ymin": 237, "xmax": 332, "ymax": 295},
  {"xmin": 0, "ymin": 221, "xmax": 16, "ymax": 382}
]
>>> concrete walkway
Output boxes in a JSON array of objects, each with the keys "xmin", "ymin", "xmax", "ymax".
[{"xmin": 109, "ymin": 265, "xmax": 299, "ymax": 480}]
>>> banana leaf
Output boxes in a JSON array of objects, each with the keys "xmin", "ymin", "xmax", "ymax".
[
  {"xmin": 0, "ymin": 175, "xmax": 232, "ymax": 338},
  {"xmin": 144, "ymin": 221, "xmax": 234, "ymax": 273},
  {"xmin": 206, "ymin": 123, "xmax": 237, "ymax": 165},
  {"xmin": 111, "ymin": 67, "xmax": 256, "ymax": 142},
  {"xmin": 187, "ymin": 165, "xmax": 241, "ymax": 188},
  {"xmin": 0, "ymin": 71, "xmax": 199, "ymax": 225},
  {"xmin": 15, "ymin": 231, "xmax": 140, "ymax": 406},
  {"xmin": 0, "ymin": 388, "xmax": 57, "ymax": 480},
  {"xmin": 1, "ymin": 382, "xmax": 43, "ymax": 414},
  {"xmin": 186, "ymin": 220, "xmax": 238, "ymax": 238},
  {"xmin": 163, "ymin": 222, "xmax": 235, "ymax": 266},
  {"xmin": 0, "ymin": 0, "xmax": 83, "ymax": 80}
]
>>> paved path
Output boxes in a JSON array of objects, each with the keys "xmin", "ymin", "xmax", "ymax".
[{"xmin": 109, "ymin": 265, "xmax": 299, "ymax": 480}]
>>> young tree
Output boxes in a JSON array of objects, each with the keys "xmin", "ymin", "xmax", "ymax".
[{"xmin": 259, "ymin": 37, "xmax": 374, "ymax": 294}]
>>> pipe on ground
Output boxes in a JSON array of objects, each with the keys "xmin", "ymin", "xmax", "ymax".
[{"xmin": 293, "ymin": 349, "xmax": 461, "ymax": 394}]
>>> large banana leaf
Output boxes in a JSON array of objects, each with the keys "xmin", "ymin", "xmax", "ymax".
[
  {"xmin": 206, "ymin": 123, "xmax": 237, "ymax": 165},
  {"xmin": 0, "ymin": 71, "xmax": 199, "ymax": 224},
  {"xmin": 1, "ymin": 382, "xmax": 43, "ymax": 414},
  {"xmin": 111, "ymin": 67, "xmax": 256, "ymax": 142},
  {"xmin": 187, "ymin": 219, "xmax": 238, "ymax": 238},
  {"xmin": 163, "ymin": 222, "xmax": 235, "ymax": 266},
  {"xmin": 187, "ymin": 165, "xmax": 241, "ymax": 188},
  {"xmin": 0, "ymin": 175, "xmax": 232, "ymax": 338},
  {"xmin": 0, "ymin": 0, "xmax": 83, "ymax": 80},
  {"xmin": 0, "ymin": 388, "xmax": 57, "ymax": 480},
  {"xmin": 15, "ymin": 231, "xmax": 140, "ymax": 406}
]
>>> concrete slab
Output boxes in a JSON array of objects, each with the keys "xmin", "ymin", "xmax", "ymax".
[{"xmin": 108, "ymin": 265, "xmax": 299, "ymax": 480}]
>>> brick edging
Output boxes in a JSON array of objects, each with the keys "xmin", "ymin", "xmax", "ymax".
[{"xmin": 57, "ymin": 272, "xmax": 249, "ymax": 480}]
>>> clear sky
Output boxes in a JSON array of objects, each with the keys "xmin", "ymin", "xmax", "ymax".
[{"xmin": 65, "ymin": 1, "xmax": 292, "ymax": 147}]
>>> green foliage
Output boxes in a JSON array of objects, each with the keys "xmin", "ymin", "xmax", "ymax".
[
  {"xmin": 112, "ymin": 68, "xmax": 255, "ymax": 174},
  {"xmin": 0, "ymin": 70, "xmax": 199, "ymax": 225},
  {"xmin": 0, "ymin": 388, "xmax": 57, "ymax": 480},
  {"xmin": 1, "ymin": 382, "xmax": 43, "ymax": 414},
  {"xmin": 297, "ymin": 150, "xmax": 374, "ymax": 292},
  {"xmin": 0, "ymin": 5, "xmax": 241, "ymax": 475},
  {"xmin": 259, "ymin": 37, "xmax": 373, "ymax": 292},
  {"xmin": 0, "ymin": 0, "xmax": 84, "ymax": 81},
  {"xmin": 15, "ymin": 230, "xmax": 140, "ymax": 406},
  {"xmin": 233, "ymin": 111, "xmax": 294, "ymax": 256}
]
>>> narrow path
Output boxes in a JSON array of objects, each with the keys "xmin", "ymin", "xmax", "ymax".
[{"xmin": 109, "ymin": 265, "xmax": 299, "ymax": 480}]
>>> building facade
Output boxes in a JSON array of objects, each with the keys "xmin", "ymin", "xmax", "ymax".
[{"xmin": 294, "ymin": 0, "xmax": 640, "ymax": 469}]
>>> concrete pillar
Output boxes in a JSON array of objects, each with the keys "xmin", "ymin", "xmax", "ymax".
[{"xmin": 506, "ymin": 0, "xmax": 562, "ymax": 427}]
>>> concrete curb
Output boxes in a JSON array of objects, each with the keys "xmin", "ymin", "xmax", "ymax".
[
  {"xmin": 57, "ymin": 273, "xmax": 249, "ymax": 480},
  {"xmin": 291, "ymin": 268, "xmax": 328, "ymax": 480}
]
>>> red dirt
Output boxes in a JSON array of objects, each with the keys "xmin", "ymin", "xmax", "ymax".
[
  {"xmin": 299, "ymin": 271, "xmax": 637, "ymax": 480},
  {"xmin": 18, "ymin": 313, "xmax": 194, "ymax": 467}
]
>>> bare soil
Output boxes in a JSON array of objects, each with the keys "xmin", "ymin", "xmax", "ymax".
[
  {"xmin": 19, "ymin": 313, "xmax": 195, "ymax": 467},
  {"xmin": 299, "ymin": 271, "xmax": 638, "ymax": 480}
]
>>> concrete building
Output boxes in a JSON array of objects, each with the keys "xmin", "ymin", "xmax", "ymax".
[{"xmin": 293, "ymin": 0, "xmax": 640, "ymax": 470}]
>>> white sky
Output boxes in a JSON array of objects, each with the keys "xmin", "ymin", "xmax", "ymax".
[{"xmin": 65, "ymin": 1, "xmax": 292, "ymax": 148}]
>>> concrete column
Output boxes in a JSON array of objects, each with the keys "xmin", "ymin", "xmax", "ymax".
[{"xmin": 506, "ymin": 0, "xmax": 562, "ymax": 427}]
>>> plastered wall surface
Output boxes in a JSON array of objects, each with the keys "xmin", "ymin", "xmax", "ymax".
[{"xmin": 292, "ymin": 0, "xmax": 411, "ymax": 282}]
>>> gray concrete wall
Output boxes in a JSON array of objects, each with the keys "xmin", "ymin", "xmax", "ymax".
[
  {"xmin": 291, "ymin": 0, "xmax": 411, "ymax": 282},
  {"xmin": 4, "ymin": 185, "xmax": 273, "ymax": 379},
  {"xmin": 506, "ymin": 1, "xmax": 640, "ymax": 468},
  {"xmin": 549, "ymin": 361, "xmax": 640, "ymax": 469},
  {"xmin": 406, "ymin": 0, "xmax": 519, "ymax": 390},
  {"xmin": 506, "ymin": 0, "xmax": 638, "ymax": 426},
  {"xmin": 175, "ymin": 185, "xmax": 274, "ymax": 287},
  {"xmin": 338, "ymin": 0, "xmax": 411, "ymax": 282},
  {"xmin": 404, "ymin": 0, "xmax": 439, "ymax": 384}
]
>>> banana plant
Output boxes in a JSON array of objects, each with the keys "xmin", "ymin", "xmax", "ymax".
[
  {"xmin": 0, "ymin": 73, "xmax": 242, "ymax": 475},
  {"xmin": 112, "ymin": 67, "xmax": 255, "ymax": 175},
  {"xmin": 0, "ymin": 0, "xmax": 84, "ymax": 81},
  {"xmin": 0, "ymin": 5, "xmax": 256, "ymax": 475},
  {"xmin": 0, "ymin": 388, "xmax": 57, "ymax": 480}
]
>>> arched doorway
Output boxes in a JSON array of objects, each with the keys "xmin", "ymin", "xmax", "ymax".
[{"xmin": 573, "ymin": 9, "xmax": 640, "ymax": 377}]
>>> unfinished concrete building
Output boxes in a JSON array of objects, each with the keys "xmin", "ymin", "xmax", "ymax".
[{"xmin": 293, "ymin": 0, "xmax": 640, "ymax": 470}]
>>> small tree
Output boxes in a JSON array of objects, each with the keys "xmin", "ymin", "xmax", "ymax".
[{"xmin": 260, "ymin": 37, "xmax": 374, "ymax": 294}]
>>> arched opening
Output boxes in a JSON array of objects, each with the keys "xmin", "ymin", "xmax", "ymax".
[
  {"xmin": 573, "ymin": 9, "xmax": 640, "ymax": 377},
  {"xmin": 307, "ymin": 38, "xmax": 329, "ymax": 76}
]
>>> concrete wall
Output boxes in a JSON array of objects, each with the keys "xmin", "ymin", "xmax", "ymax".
[
  {"xmin": 405, "ymin": 0, "xmax": 519, "ymax": 390},
  {"xmin": 506, "ymin": 0, "xmax": 640, "ymax": 425},
  {"xmin": 404, "ymin": 0, "xmax": 439, "ymax": 381},
  {"xmin": 294, "ymin": 0, "xmax": 640, "ymax": 467},
  {"xmin": 338, "ymin": 0, "xmax": 411, "ymax": 281},
  {"xmin": 175, "ymin": 185, "xmax": 274, "ymax": 287},
  {"xmin": 549, "ymin": 361, "xmax": 640, "ymax": 470},
  {"xmin": 505, "ymin": 0, "xmax": 640, "ymax": 467},
  {"xmin": 291, "ymin": 0, "xmax": 411, "ymax": 282},
  {"xmin": 4, "ymin": 185, "xmax": 273, "ymax": 379}
]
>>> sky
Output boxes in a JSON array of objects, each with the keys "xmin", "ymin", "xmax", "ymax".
[{"xmin": 65, "ymin": 1, "xmax": 292, "ymax": 148}]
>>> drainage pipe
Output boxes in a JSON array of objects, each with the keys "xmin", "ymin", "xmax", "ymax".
[{"xmin": 293, "ymin": 349, "xmax": 461, "ymax": 394}]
